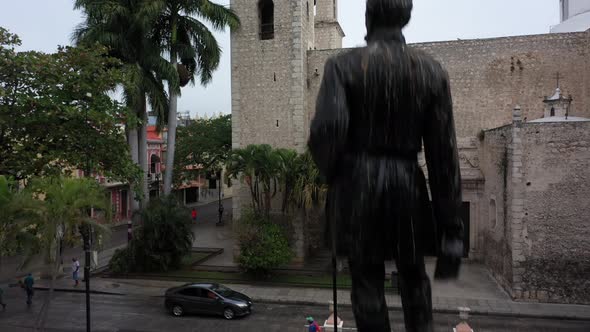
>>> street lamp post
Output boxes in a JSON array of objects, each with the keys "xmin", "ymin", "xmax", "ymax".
[
  {"xmin": 216, "ymin": 172, "xmax": 224, "ymax": 226},
  {"xmin": 155, "ymin": 173, "xmax": 160, "ymax": 197},
  {"xmin": 83, "ymin": 92, "xmax": 92, "ymax": 332}
]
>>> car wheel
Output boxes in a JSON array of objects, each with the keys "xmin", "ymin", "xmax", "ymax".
[
  {"xmin": 171, "ymin": 304, "xmax": 184, "ymax": 317},
  {"xmin": 223, "ymin": 307, "xmax": 235, "ymax": 320}
]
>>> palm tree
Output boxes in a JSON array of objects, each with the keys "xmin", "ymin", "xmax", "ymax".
[
  {"xmin": 153, "ymin": 0, "xmax": 240, "ymax": 195},
  {"xmin": 27, "ymin": 176, "xmax": 111, "ymax": 330},
  {"xmin": 73, "ymin": 0, "xmax": 179, "ymax": 208},
  {"xmin": 226, "ymin": 144, "xmax": 282, "ymax": 216}
]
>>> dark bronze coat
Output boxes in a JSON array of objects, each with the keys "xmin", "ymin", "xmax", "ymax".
[{"xmin": 308, "ymin": 33, "xmax": 464, "ymax": 270}]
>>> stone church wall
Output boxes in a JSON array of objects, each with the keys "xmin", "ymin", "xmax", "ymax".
[
  {"xmin": 480, "ymin": 125, "xmax": 513, "ymax": 292},
  {"xmin": 306, "ymin": 31, "xmax": 590, "ymax": 139},
  {"xmin": 515, "ymin": 121, "xmax": 590, "ymax": 304}
]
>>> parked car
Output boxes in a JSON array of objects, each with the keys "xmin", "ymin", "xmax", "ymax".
[{"xmin": 164, "ymin": 283, "xmax": 253, "ymax": 320}]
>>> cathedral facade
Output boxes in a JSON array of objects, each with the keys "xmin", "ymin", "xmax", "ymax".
[{"xmin": 230, "ymin": 0, "xmax": 590, "ymax": 304}]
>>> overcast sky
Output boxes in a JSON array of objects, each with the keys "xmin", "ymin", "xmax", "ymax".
[{"xmin": 1, "ymin": 0, "xmax": 559, "ymax": 118}]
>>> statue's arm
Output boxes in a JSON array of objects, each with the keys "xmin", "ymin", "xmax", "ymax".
[
  {"xmin": 423, "ymin": 68, "xmax": 464, "ymax": 279},
  {"xmin": 308, "ymin": 58, "xmax": 349, "ymax": 180}
]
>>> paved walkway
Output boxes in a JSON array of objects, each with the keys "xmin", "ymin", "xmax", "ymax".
[{"xmin": 21, "ymin": 275, "xmax": 590, "ymax": 321}]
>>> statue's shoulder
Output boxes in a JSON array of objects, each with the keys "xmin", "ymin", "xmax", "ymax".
[
  {"xmin": 406, "ymin": 46, "xmax": 448, "ymax": 78},
  {"xmin": 326, "ymin": 48, "xmax": 363, "ymax": 67}
]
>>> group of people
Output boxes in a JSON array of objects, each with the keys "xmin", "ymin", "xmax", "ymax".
[{"xmin": 0, "ymin": 257, "xmax": 80, "ymax": 310}]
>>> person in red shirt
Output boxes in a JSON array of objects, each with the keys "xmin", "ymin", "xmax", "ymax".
[{"xmin": 191, "ymin": 208, "xmax": 197, "ymax": 223}]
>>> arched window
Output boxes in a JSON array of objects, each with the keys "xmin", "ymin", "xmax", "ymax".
[
  {"xmin": 550, "ymin": 106, "xmax": 555, "ymax": 117},
  {"xmin": 259, "ymin": 0, "xmax": 274, "ymax": 40}
]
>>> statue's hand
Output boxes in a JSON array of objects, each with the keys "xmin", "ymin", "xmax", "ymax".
[{"xmin": 434, "ymin": 234, "xmax": 463, "ymax": 280}]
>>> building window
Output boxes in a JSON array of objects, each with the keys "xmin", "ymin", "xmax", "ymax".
[
  {"xmin": 259, "ymin": 0, "xmax": 274, "ymax": 40},
  {"xmin": 489, "ymin": 198, "xmax": 497, "ymax": 228},
  {"xmin": 550, "ymin": 106, "xmax": 555, "ymax": 117}
]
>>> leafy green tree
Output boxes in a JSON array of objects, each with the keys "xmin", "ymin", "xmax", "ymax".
[
  {"xmin": 236, "ymin": 209, "xmax": 293, "ymax": 275},
  {"xmin": 0, "ymin": 176, "xmax": 40, "ymax": 269},
  {"xmin": 0, "ymin": 27, "xmax": 141, "ymax": 185},
  {"xmin": 152, "ymin": 0, "xmax": 240, "ymax": 195},
  {"xmin": 174, "ymin": 114, "xmax": 231, "ymax": 185},
  {"xmin": 74, "ymin": 0, "xmax": 179, "ymax": 207},
  {"xmin": 109, "ymin": 196, "xmax": 193, "ymax": 273}
]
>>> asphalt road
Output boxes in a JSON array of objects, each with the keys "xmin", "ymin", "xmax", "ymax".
[{"xmin": 0, "ymin": 291, "xmax": 588, "ymax": 332}]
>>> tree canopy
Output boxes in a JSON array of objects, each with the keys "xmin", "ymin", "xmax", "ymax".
[
  {"xmin": 174, "ymin": 114, "xmax": 231, "ymax": 185},
  {"xmin": 0, "ymin": 27, "xmax": 141, "ymax": 185}
]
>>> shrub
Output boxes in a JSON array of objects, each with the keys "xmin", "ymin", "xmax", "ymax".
[
  {"xmin": 108, "ymin": 196, "xmax": 193, "ymax": 273},
  {"xmin": 237, "ymin": 210, "xmax": 293, "ymax": 275}
]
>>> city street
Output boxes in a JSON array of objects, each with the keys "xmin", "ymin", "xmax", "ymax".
[
  {"xmin": 106, "ymin": 198, "xmax": 233, "ymax": 249},
  {"xmin": 0, "ymin": 198, "xmax": 233, "ymax": 283},
  {"xmin": 0, "ymin": 291, "xmax": 589, "ymax": 332}
]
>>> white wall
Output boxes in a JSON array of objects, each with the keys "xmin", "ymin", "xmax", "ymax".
[{"xmin": 567, "ymin": 0, "xmax": 590, "ymax": 19}]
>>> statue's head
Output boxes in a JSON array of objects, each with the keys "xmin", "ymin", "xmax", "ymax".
[{"xmin": 365, "ymin": 0, "xmax": 413, "ymax": 34}]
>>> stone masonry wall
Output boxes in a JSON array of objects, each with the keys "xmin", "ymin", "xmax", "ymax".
[
  {"xmin": 481, "ymin": 124, "xmax": 513, "ymax": 290},
  {"xmin": 313, "ymin": 0, "xmax": 343, "ymax": 50},
  {"xmin": 306, "ymin": 31, "xmax": 590, "ymax": 139},
  {"xmin": 514, "ymin": 121, "xmax": 590, "ymax": 304},
  {"xmin": 314, "ymin": 22, "xmax": 344, "ymax": 50},
  {"xmin": 231, "ymin": 0, "xmax": 309, "ymax": 151},
  {"xmin": 231, "ymin": 0, "xmax": 313, "ymax": 220}
]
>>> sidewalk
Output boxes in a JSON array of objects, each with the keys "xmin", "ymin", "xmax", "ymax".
[{"xmin": 29, "ymin": 276, "xmax": 590, "ymax": 321}]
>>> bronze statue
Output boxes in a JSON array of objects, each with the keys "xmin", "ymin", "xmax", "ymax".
[{"xmin": 308, "ymin": 0, "xmax": 464, "ymax": 331}]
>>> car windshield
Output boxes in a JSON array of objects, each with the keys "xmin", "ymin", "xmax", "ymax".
[{"xmin": 210, "ymin": 284, "xmax": 234, "ymax": 297}]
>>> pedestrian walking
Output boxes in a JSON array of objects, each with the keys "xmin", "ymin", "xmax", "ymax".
[
  {"xmin": 191, "ymin": 208, "xmax": 197, "ymax": 223},
  {"xmin": 307, "ymin": 317, "xmax": 321, "ymax": 332},
  {"xmin": 0, "ymin": 285, "xmax": 7, "ymax": 311},
  {"xmin": 72, "ymin": 258, "xmax": 80, "ymax": 286},
  {"xmin": 23, "ymin": 273, "xmax": 34, "ymax": 306}
]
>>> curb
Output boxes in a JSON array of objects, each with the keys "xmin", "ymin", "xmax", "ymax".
[{"xmin": 33, "ymin": 286, "xmax": 124, "ymax": 296}]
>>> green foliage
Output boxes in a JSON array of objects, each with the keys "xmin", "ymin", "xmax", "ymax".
[
  {"xmin": 152, "ymin": 0, "xmax": 240, "ymax": 86},
  {"xmin": 0, "ymin": 176, "xmax": 40, "ymax": 258},
  {"xmin": 226, "ymin": 144, "xmax": 282, "ymax": 215},
  {"xmin": 109, "ymin": 196, "xmax": 193, "ymax": 273},
  {"xmin": 226, "ymin": 145, "xmax": 327, "ymax": 216},
  {"xmin": 74, "ymin": 0, "xmax": 177, "ymax": 123},
  {"xmin": 236, "ymin": 210, "xmax": 293, "ymax": 275},
  {"xmin": 27, "ymin": 177, "xmax": 112, "ymax": 266},
  {"xmin": 174, "ymin": 114, "xmax": 231, "ymax": 184},
  {"xmin": 0, "ymin": 27, "xmax": 140, "ymax": 186}
]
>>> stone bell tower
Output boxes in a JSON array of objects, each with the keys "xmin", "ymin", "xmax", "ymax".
[
  {"xmin": 315, "ymin": 0, "xmax": 345, "ymax": 50},
  {"xmin": 230, "ymin": 0, "xmax": 315, "ymax": 153}
]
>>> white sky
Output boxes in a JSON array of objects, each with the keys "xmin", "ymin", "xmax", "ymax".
[{"xmin": 0, "ymin": 0, "xmax": 559, "ymax": 118}]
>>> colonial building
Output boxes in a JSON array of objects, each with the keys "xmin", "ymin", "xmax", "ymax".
[
  {"xmin": 551, "ymin": 0, "xmax": 590, "ymax": 33},
  {"xmin": 230, "ymin": 0, "xmax": 590, "ymax": 304}
]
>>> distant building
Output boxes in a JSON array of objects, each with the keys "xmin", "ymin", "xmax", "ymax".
[{"xmin": 551, "ymin": 0, "xmax": 590, "ymax": 32}]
